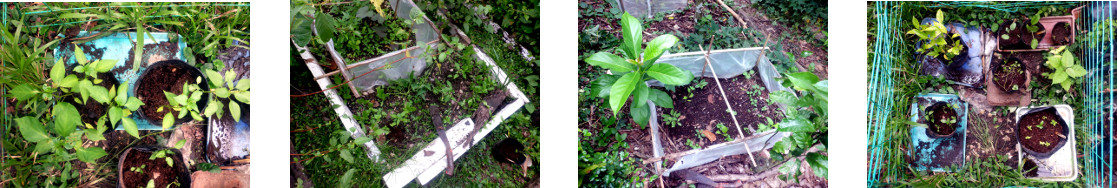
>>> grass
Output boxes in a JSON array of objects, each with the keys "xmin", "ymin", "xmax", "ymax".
[{"xmin": 867, "ymin": 2, "xmax": 1089, "ymax": 186}]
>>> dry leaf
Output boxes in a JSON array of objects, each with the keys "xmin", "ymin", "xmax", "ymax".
[{"xmin": 701, "ymin": 130, "xmax": 717, "ymax": 141}]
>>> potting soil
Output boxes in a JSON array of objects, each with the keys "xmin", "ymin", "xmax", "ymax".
[{"xmin": 1015, "ymin": 105, "xmax": 1079, "ymax": 181}]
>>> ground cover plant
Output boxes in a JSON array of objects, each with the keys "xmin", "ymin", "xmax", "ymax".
[
  {"xmin": 1, "ymin": 2, "xmax": 249, "ymax": 187},
  {"xmin": 288, "ymin": 0, "xmax": 539, "ymax": 186},
  {"xmin": 867, "ymin": 2, "xmax": 1090, "ymax": 186},
  {"xmin": 578, "ymin": 0, "xmax": 828, "ymax": 186}
]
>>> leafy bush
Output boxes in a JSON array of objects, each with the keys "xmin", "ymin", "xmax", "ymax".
[
  {"xmin": 768, "ymin": 71, "xmax": 828, "ymax": 180},
  {"xmin": 1042, "ymin": 46, "xmax": 1086, "ymax": 92},
  {"xmin": 585, "ymin": 12, "xmax": 693, "ymax": 126},
  {"xmin": 755, "ymin": 0, "xmax": 827, "ymax": 40},
  {"xmin": 907, "ymin": 10, "xmax": 964, "ymax": 61}
]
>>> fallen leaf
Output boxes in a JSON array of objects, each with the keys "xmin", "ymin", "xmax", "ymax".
[{"xmin": 701, "ymin": 130, "xmax": 717, "ymax": 141}]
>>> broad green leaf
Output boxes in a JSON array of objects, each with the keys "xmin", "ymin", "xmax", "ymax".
[
  {"xmin": 116, "ymin": 82, "xmax": 128, "ymax": 104},
  {"xmin": 235, "ymin": 79, "xmax": 250, "ymax": 90},
  {"xmin": 778, "ymin": 118, "xmax": 814, "ymax": 133},
  {"xmin": 591, "ymin": 74, "xmax": 620, "ymax": 98},
  {"xmin": 215, "ymin": 88, "xmax": 231, "ymax": 98},
  {"xmin": 9, "ymin": 84, "xmax": 39, "ymax": 101},
  {"xmin": 585, "ymin": 52, "xmax": 635, "ymax": 73},
  {"xmin": 648, "ymin": 88, "xmax": 673, "ymax": 108},
  {"xmin": 643, "ymin": 34, "xmax": 678, "ymax": 65},
  {"xmin": 786, "ymin": 72, "xmax": 820, "ymax": 91},
  {"xmin": 806, "ymin": 153, "xmax": 828, "ymax": 179},
  {"xmin": 94, "ymin": 59, "xmax": 117, "ymax": 72},
  {"xmin": 163, "ymin": 113, "xmax": 175, "ymax": 130},
  {"xmin": 769, "ymin": 91, "xmax": 801, "ymax": 107},
  {"xmin": 230, "ymin": 102, "xmax": 242, "ymax": 122},
  {"xmin": 125, "ymin": 97, "xmax": 144, "ymax": 110},
  {"xmin": 75, "ymin": 45, "xmax": 88, "ymax": 65},
  {"xmin": 629, "ymin": 102, "xmax": 650, "ymax": 126},
  {"xmin": 51, "ymin": 59, "xmax": 66, "ymax": 86},
  {"xmin": 60, "ymin": 75, "xmax": 79, "ymax": 88},
  {"xmin": 935, "ymin": 10, "xmax": 944, "ymax": 25},
  {"xmin": 292, "ymin": 18, "xmax": 314, "ymax": 47},
  {"xmin": 233, "ymin": 92, "xmax": 250, "ymax": 104},
  {"xmin": 16, "ymin": 117, "xmax": 50, "ymax": 142},
  {"xmin": 1061, "ymin": 80, "xmax": 1073, "ymax": 91},
  {"xmin": 190, "ymin": 91, "xmax": 204, "ymax": 102},
  {"xmin": 108, "ymin": 106, "xmax": 122, "ymax": 126},
  {"xmin": 205, "ymin": 69, "xmax": 224, "ymax": 88},
  {"xmin": 340, "ymin": 169, "xmax": 357, "ymax": 188},
  {"xmin": 84, "ymin": 125, "xmax": 106, "ymax": 141},
  {"xmin": 74, "ymin": 146, "xmax": 107, "ymax": 163},
  {"xmin": 54, "ymin": 102, "xmax": 80, "ymax": 136},
  {"xmin": 1050, "ymin": 70, "xmax": 1068, "ymax": 84},
  {"xmin": 609, "ymin": 73, "xmax": 640, "ymax": 116},
  {"xmin": 88, "ymin": 85, "xmax": 111, "ymax": 104},
  {"xmin": 1061, "ymin": 50, "xmax": 1075, "ymax": 67},
  {"xmin": 339, "ymin": 149, "xmax": 354, "ymax": 163},
  {"xmin": 123, "ymin": 118, "xmax": 139, "ymax": 138},
  {"xmin": 1066, "ymin": 65, "xmax": 1087, "ymax": 77},
  {"xmin": 619, "ymin": 12, "xmax": 643, "ymax": 59},
  {"xmin": 175, "ymin": 140, "xmax": 186, "ymax": 149},
  {"xmin": 645, "ymin": 63, "xmax": 693, "ymax": 85},
  {"xmin": 164, "ymin": 91, "xmax": 180, "ymax": 106},
  {"xmin": 204, "ymin": 100, "xmax": 220, "ymax": 117},
  {"xmin": 316, "ymin": 12, "xmax": 337, "ymax": 42},
  {"xmin": 225, "ymin": 70, "xmax": 236, "ymax": 84},
  {"xmin": 780, "ymin": 158, "xmax": 800, "ymax": 175},
  {"xmin": 632, "ymin": 82, "xmax": 649, "ymax": 109}
]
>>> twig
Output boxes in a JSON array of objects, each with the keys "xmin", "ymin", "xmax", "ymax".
[
  {"xmin": 704, "ymin": 45, "xmax": 757, "ymax": 166},
  {"xmin": 706, "ymin": 169, "xmax": 780, "ymax": 182},
  {"xmin": 710, "ymin": 0, "xmax": 748, "ymax": 29}
]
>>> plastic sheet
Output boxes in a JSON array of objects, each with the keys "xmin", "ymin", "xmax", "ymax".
[
  {"xmin": 915, "ymin": 19, "xmax": 993, "ymax": 87},
  {"xmin": 349, "ymin": 0, "xmax": 438, "ymax": 90},
  {"xmin": 662, "ymin": 130, "xmax": 789, "ymax": 177},
  {"xmin": 615, "ymin": 0, "xmax": 687, "ymax": 18}
]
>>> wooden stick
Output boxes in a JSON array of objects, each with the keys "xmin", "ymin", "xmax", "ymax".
[
  {"xmin": 704, "ymin": 47, "xmax": 757, "ymax": 166},
  {"xmin": 712, "ymin": 0, "xmax": 748, "ymax": 29}
]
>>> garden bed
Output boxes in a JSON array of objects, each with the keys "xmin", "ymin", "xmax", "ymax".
[{"xmin": 660, "ymin": 74, "xmax": 784, "ymax": 149}]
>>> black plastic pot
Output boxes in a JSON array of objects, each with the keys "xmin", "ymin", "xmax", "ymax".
[
  {"xmin": 117, "ymin": 146, "xmax": 192, "ymax": 188},
  {"xmin": 134, "ymin": 60, "xmax": 210, "ymax": 126},
  {"xmin": 1015, "ymin": 107, "xmax": 1070, "ymax": 158},
  {"xmin": 924, "ymin": 102, "xmax": 959, "ymax": 138}
]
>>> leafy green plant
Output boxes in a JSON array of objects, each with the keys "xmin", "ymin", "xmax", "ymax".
[
  {"xmin": 1042, "ymin": 46, "xmax": 1086, "ymax": 92},
  {"xmin": 585, "ymin": 12, "xmax": 693, "ymax": 126},
  {"xmin": 767, "ymin": 71, "xmax": 828, "ymax": 180},
  {"xmin": 907, "ymin": 9, "xmax": 964, "ymax": 61},
  {"xmin": 149, "ymin": 140, "xmax": 187, "ymax": 168},
  {"xmin": 661, "ymin": 110, "xmax": 682, "ymax": 128},
  {"xmin": 160, "ymin": 67, "xmax": 250, "ymax": 129}
]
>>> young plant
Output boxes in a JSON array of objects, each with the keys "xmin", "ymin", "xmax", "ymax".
[
  {"xmin": 160, "ymin": 67, "xmax": 250, "ymax": 129},
  {"xmin": 661, "ymin": 110, "xmax": 682, "ymax": 128},
  {"xmin": 585, "ymin": 12, "xmax": 693, "ymax": 126},
  {"xmin": 1042, "ymin": 46, "xmax": 1086, "ymax": 92},
  {"xmin": 150, "ymin": 140, "xmax": 187, "ymax": 168},
  {"xmin": 767, "ymin": 71, "xmax": 828, "ymax": 180},
  {"xmin": 907, "ymin": 9, "xmax": 964, "ymax": 61}
]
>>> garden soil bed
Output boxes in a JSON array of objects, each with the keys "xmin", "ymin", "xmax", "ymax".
[
  {"xmin": 991, "ymin": 57, "xmax": 1026, "ymax": 93},
  {"xmin": 1050, "ymin": 22, "xmax": 1072, "ymax": 45}
]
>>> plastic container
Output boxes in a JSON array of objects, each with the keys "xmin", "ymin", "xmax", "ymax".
[{"xmin": 117, "ymin": 146, "xmax": 192, "ymax": 188}]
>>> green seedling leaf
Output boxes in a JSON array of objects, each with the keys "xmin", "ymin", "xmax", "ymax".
[
  {"xmin": 94, "ymin": 59, "xmax": 117, "ymax": 72},
  {"xmin": 109, "ymin": 106, "xmax": 122, "ymax": 126},
  {"xmin": 74, "ymin": 146, "xmax": 107, "ymax": 163},
  {"xmin": 174, "ymin": 140, "xmax": 186, "ymax": 149},
  {"xmin": 646, "ymin": 63, "xmax": 693, "ymax": 85},
  {"xmin": 163, "ymin": 113, "xmax": 175, "ymax": 130},
  {"xmin": 122, "ymin": 118, "xmax": 139, "ymax": 138},
  {"xmin": 235, "ymin": 79, "xmax": 250, "ymax": 91},
  {"xmin": 51, "ymin": 59, "xmax": 66, "ymax": 86},
  {"xmin": 205, "ymin": 69, "xmax": 224, "ymax": 88},
  {"xmin": 340, "ymin": 149, "xmax": 354, "ymax": 163},
  {"xmin": 16, "ymin": 117, "xmax": 50, "ymax": 142},
  {"xmin": 10, "ymin": 84, "xmax": 40, "ymax": 101},
  {"xmin": 609, "ymin": 73, "xmax": 640, "ymax": 116},
  {"xmin": 216, "ymin": 88, "xmax": 231, "ymax": 98},
  {"xmin": 230, "ymin": 102, "xmax": 242, "ymax": 122},
  {"xmin": 648, "ymin": 89, "xmax": 673, "ymax": 108},
  {"xmin": 75, "ymin": 45, "xmax": 88, "ymax": 65},
  {"xmin": 786, "ymin": 72, "xmax": 820, "ymax": 91},
  {"xmin": 590, "ymin": 74, "xmax": 620, "ymax": 98},
  {"xmin": 125, "ymin": 97, "xmax": 144, "ymax": 110},
  {"xmin": 60, "ymin": 75, "xmax": 79, "ymax": 88},
  {"xmin": 629, "ymin": 102, "xmax": 650, "ymax": 127},
  {"xmin": 632, "ymin": 82, "xmax": 649, "ymax": 109},
  {"xmin": 620, "ymin": 12, "xmax": 643, "ymax": 59},
  {"xmin": 116, "ymin": 82, "xmax": 129, "ymax": 104},
  {"xmin": 88, "ymin": 85, "xmax": 111, "ymax": 104},
  {"xmin": 643, "ymin": 34, "xmax": 679, "ymax": 64},
  {"xmin": 54, "ymin": 102, "xmax": 80, "ymax": 136},
  {"xmin": 806, "ymin": 153, "xmax": 828, "ymax": 179},
  {"xmin": 585, "ymin": 52, "xmax": 635, "ymax": 73},
  {"xmin": 233, "ymin": 91, "xmax": 250, "ymax": 104}
]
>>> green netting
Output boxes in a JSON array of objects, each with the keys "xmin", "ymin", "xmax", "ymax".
[
  {"xmin": 925, "ymin": 1, "xmax": 1080, "ymax": 12},
  {"xmin": 867, "ymin": 1, "xmax": 901, "ymax": 186},
  {"xmin": 1083, "ymin": 2, "xmax": 1114, "ymax": 187}
]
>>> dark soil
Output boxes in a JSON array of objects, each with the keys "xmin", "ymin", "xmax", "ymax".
[
  {"xmin": 998, "ymin": 20, "xmax": 1037, "ymax": 50},
  {"xmin": 136, "ymin": 61, "xmax": 206, "ymax": 126},
  {"xmin": 64, "ymin": 72, "xmax": 118, "ymax": 125},
  {"xmin": 1017, "ymin": 108, "xmax": 1067, "ymax": 154},
  {"xmin": 663, "ymin": 76, "xmax": 783, "ymax": 148},
  {"xmin": 1022, "ymin": 158, "xmax": 1039, "ymax": 177},
  {"xmin": 925, "ymin": 102, "xmax": 959, "ymax": 136},
  {"xmin": 119, "ymin": 147, "xmax": 189, "ymax": 188},
  {"xmin": 992, "ymin": 57, "xmax": 1026, "ymax": 93},
  {"xmin": 1050, "ymin": 22, "xmax": 1072, "ymax": 45}
]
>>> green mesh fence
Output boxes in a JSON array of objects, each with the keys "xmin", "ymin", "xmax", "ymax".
[
  {"xmin": 867, "ymin": 1, "xmax": 901, "ymax": 186},
  {"xmin": 1083, "ymin": 2, "xmax": 1114, "ymax": 187}
]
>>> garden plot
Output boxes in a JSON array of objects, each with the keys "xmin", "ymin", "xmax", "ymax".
[
  {"xmin": 578, "ymin": 0, "xmax": 828, "ymax": 187},
  {"xmin": 290, "ymin": 0, "xmax": 537, "ymax": 187},
  {"xmin": 1, "ymin": 3, "xmax": 251, "ymax": 187},
  {"xmin": 866, "ymin": 2, "xmax": 1115, "ymax": 186}
]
